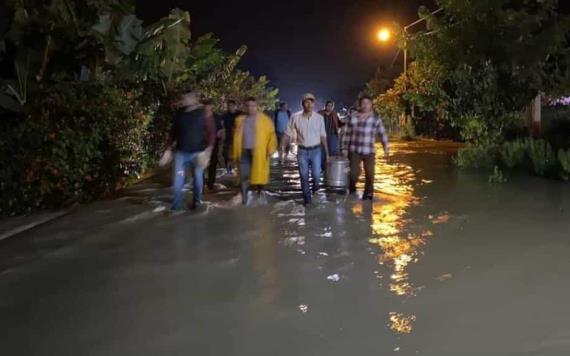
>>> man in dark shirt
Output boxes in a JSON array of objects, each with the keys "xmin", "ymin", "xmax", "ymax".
[
  {"xmin": 167, "ymin": 91, "xmax": 216, "ymax": 210},
  {"xmin": 320, "ymin": 100, "xmax": 341, "ymax": 153},
  {"xmin": 319, "ymin": 100, "xmax": 341, "ymax": 170},
  {"xmin": 205, "ymin": 100, "xmax": 224, "ymax": 190},
  {"xmin": 221, "ymin": 99, "xmax": 240, "ymax": 174}
]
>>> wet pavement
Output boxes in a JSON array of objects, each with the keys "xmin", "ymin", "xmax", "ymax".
[{"xmin": 2, "ymin": 140, "xmax": 570, "ymax": 356}]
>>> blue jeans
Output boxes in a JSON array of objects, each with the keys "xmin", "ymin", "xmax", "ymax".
[
  {"xmin": 322, "ymin": 135, "xmax": 340, "ymax": 170},
  {"xmin": 239, "ymin": 149, "xmax": 253, "ymax": 204},
  {"xmin": 298, "ymin": 147, "xmax": 322, "ymax": 204},
  {"xmin": 172, "ymin": 151, "xmax": 204, "ymax": 210}
]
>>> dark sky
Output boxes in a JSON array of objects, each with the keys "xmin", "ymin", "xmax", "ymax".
[{"xmin": 136, "ymin": 0, "xmax": 430, "ymax": 108}]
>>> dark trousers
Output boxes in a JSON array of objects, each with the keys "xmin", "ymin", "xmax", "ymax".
[
  {"xmin": 349, "ymin": 152, "xmax": 375, "ymax": 197},
  {"xmin": 207, "ymin": 140, "xmax": 220, "ymax": 189},
  {"xmin": 223, "ymin": 140, "xmax": 233, "ymax": 172},
  {"xmin": 239, "ymin": 149, "xmax": 258, "ymax": 204}
]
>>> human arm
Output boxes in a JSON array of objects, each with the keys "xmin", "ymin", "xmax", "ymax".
[
  {"xmin": 319, "ymin": 115, "xmax": 329, "ymax": 159},
  {"xmin": 281, "ymin": 115, "xmax": 296, "ymax": 158},
  {"xmin": 376, "ymin": 118, "xmax": 389, "ymax": 156},
  {"xmin": 268, "ymin": 118, "xmax": 278, "ymax": 159},
  {"xmin": 341, "ymin": 116, "xmax": 352, "ymax": 157}
]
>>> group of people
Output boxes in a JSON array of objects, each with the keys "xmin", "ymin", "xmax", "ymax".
[{"xmin": 165, "ymin": 91, "xmax": 389, "ymax": 210}]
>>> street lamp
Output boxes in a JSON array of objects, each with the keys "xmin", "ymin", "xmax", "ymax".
[
  {"xmin": 375, "ymin": 8, "xmax": 443, "ymax": 131},
  {"xmin": 377, "ymin": 28, "xmax": 391, "ymax": 42},
  {"xmin": 376, "ymin": 8, "xmax": 443, "ymax": 76}
]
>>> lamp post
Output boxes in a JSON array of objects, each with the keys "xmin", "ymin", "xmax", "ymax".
[
  {"xmin": 378, "ymin": 8, "xmax": 443, "ymax": 76},
  {"xmin": 376, "ymin": 8, "xmax": 443, "ymax": 130}
]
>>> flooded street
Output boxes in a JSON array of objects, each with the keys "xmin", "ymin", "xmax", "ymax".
[{"xmin": 2, "ymin": 140, "xmax": 570, "ymax": 355}]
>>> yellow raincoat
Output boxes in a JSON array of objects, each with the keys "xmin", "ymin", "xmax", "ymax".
[{"xmin": 232, "ymin": 112, "xmax": 277, "ymax": 185}]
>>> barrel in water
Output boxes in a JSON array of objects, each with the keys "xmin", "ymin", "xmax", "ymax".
[{"xmin": 326, "ymin": 157, "xmax": 350, "ymax": 188}]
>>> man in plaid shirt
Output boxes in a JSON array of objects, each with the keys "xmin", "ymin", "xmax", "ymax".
[{"xmin": 341, "ymin": 95, "xmax": 389, "ymax": 200}]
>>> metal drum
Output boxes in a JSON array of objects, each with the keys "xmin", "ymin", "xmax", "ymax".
[{"xmin": 326, "ymin": 157, "xmax": 350, "ymax": 188}]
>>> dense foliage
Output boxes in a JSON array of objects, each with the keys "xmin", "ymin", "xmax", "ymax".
[
  {"xmin": 370, "ymin": 0, "xmax": 570, "ymax": 180},
  {"xmin": 0, "ymin": 0, "xmax": 278, "ymax": 216},
  {"xmin": 373, "ymin": 0, "xmax": 570, "ymax": 138}
]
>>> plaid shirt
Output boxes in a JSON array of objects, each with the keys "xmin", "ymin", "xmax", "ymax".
[{"xmin": 342, "ymin": 113, "xmax": 389, "ymax": 155}]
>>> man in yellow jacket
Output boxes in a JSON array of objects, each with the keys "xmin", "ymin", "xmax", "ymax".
[{"xmin": 232, "ymin": 97, "xmax": 278, "ymax": 205}]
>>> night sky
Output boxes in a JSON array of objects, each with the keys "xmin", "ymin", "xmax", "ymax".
[
  {"xmin": 138, "ymin": 0, "xmax": 569, "ymax": 109},
  {"xmin": 138, "ymin": 0, "xmax": 434, "ymax": 109}
]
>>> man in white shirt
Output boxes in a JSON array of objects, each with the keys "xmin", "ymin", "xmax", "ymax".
[{"xmin": 280, "ymin": 93, "xmax": 328, "ymax": 206}]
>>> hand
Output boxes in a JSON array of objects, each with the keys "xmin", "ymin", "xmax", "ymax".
[
  {"xmin": 342, "ymin": 150, "xmax": 348, "ymax": 159},
  {"xmin": 159, "ymin": 149, "xmax": 173, "ymax": 167}
]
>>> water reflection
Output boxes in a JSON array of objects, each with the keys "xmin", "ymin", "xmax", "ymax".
[
  {"xmin": 389, "ymin": 312, "xmax": 417, "ymax": 334},
  {"xmin": 366, "ymin": 143, "xmax": 435, "ymax": 335}
]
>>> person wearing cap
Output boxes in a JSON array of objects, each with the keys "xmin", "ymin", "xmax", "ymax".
[{"xmin": 280, "ymin": 93, "xmax": 328, "ymax": 206}]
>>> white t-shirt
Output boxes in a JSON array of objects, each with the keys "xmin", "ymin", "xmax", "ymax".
[{"xmin": 285, "ymin": 111, "xmax": 326, "ymax": 147}]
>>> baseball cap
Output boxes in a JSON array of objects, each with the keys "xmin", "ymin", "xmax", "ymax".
[{"xmin": 302, "ymin": 93, "xmax": 316, "ymax": 102}]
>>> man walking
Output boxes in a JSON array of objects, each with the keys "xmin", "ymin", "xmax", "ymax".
[
  {"xmin": 205, "ymin": 99, "xmax": 224, "ymax": 191},
  {"xmin": 232, "ymin": 97, "xmax": 277, "ymax": 205},
  {"xmin": 281, "ymin": 93, "xmax": 328, "ymax": 206},
  {"xmin": 274, "ymin": 101, "xmax": 291, "ymax": 160},
  {"xmin": 166, "ymin": 92, "xmax": 216, "ymax": 210},
  {"xmin": 319, "ymin": 100, "xmax": 341, "ymax": 168},
  {"xmin": 221, "ymin": 99, "xmax": 240, "ymax": 174},
  {"xmin": 342, "ymin": 95, "xmax": 389, "ymax": 201}
]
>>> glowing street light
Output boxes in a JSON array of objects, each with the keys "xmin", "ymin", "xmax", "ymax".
[{"xmin": 377, "ymin": 28, "xmax": 391, "ymax": 42}]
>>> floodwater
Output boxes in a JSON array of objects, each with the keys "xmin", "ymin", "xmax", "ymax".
[{"xmin": 1, "ymin": 140, "xmax": 570, "ymax": 356}]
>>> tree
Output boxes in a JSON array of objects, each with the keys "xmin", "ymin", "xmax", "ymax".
[{"xmin": 374, "ymin": 0, "xmax": 570, "ymax": 142}]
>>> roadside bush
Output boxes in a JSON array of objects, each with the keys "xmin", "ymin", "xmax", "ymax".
[
  {"xmin": 400, "ymin": 120, "xmax": 417, "ymax": 141},
  {"xmin": 527, "ymin": 138, "xmax": 556, "ymax": 176},
  {"xmin": 499, "ymin": 139, "xmax": 528, "ymax": 169},
  {"xmin": 558, "ymin": 149, "xmax": 570, "ymax": 179},
  {"xmin": 454, "ymin": 143, "xmax": 498, "ymax": 169},
  {"xmin": 0, "ymin": 82, "xmax": 154, "ymax": 216}
]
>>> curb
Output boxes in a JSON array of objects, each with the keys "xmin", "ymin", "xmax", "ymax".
[{"xmin": 0, "ymin": 209, "xmax": 71, "ymax": 242}]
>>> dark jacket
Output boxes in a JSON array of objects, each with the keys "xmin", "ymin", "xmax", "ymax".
[{"xmin": 171, "ymin": 107, "xmax": 216, "ymax": 153}]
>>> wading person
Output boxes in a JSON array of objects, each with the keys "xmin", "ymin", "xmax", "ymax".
[
  {"xmin": 281, "ymin": 93, "xmax": 328, "ymax": 206},
  {"xmin": 232, "ymin": 97, "xmax": 277, "ymax": 205},
  {"xmin": 166, "ymin": 92, "xmax": 216, "ymax": 210},
  {"xmin": 342, "ymin": 95, "xmax": 389, "ymax": 201},
  {"xmin": 319, "ymin": 100, "xmax": 341, "ymax": 168},
  {"xmin": 274, "ymin": 101, "xmax": 292, "ymax": 161},
  {"xmin": 222, "ymin": 99, "xmax": 240, "ymax": 174},
  {"xmin": 205, "ymin": 99, "xmax": 225, "ymax": 191}
]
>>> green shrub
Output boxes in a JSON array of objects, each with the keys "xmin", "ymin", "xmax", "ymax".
[
  {"xmin": 499, "ymin": 139, "xmax": 528, "ymax": 169},
  {"xmin": 400, "ymin": 120, "xmax": 417, "ymax": 141},
  {"xmin": 558, "ymin": 149, "xmax": 570, "ymax": 178},
  {"xmin": 526, "ymin": 138, "xmax": 556, "ymax": 176},
  {"xmin": 0, "ymin": 82, "xmax": 154, "ymax": 216},
  {"xmin": 454, "ymin": 143, "xmax": 498, "ymax": 169}
]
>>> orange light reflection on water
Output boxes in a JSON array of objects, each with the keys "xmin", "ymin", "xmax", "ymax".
[{"xmin": 366, "ymin": 143, "xmax": 435, "ymax": 334}]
